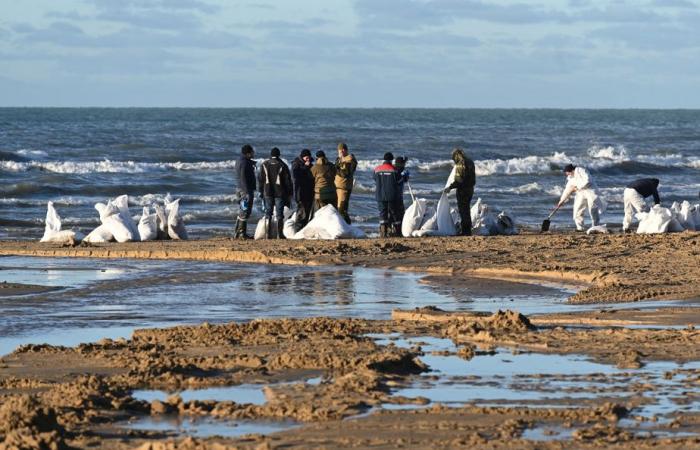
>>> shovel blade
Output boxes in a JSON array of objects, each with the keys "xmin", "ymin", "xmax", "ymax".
[{"xmin": 541, "ymin": 219, "xmax": 551, "ymax": 232}]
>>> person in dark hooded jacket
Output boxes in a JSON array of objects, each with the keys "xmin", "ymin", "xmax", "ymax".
[
  {"xmin": 258, "ymin": 147, "xmax": 293, "ymax": 239},
  {"xmin": 374, "ymin": 152, "xmax": 401, "ymax": 238},
  {"xmin": 234, "ymin": 144, "xmax": 256, "ymax": 239},
  {"xmin": 444, "ymin": 148, "xmax": 476, "ymax": 236},
  {"xmin": 292, "ymin": 149, "xmax": 315, "ymax": 232}
]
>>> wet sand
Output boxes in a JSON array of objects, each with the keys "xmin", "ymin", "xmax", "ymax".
[
  {"xmin": 1, "ymin": 233, "xmax": 699, "ymax": 448},
  {"xmin": 1, "ymin": 232, "xmax": 698, "ymax": 304}
]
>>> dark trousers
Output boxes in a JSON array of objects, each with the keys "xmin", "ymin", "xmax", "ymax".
[
  {"xmin": 315, "ymin": 194, "xmax": 337, "ymax": 212},
  {"xmin": 295, "ymin": 198, "xmax": 314, "ymax": 232},
  {"xmin": 264, "ymin": 197, "xmax": 285, "ymax": 222},
  {"xmin": 378, "ymin": 201, "xmax": 399, "ymax": 225},
  {"xmin": 391, "ymin": 199, "xmax": 405, "ymax": 225},
  {"xmin": 457, "ymin": 191, "xmax": 473, "ymax": 236},
  {"xmin": 237, "ymin": 191, "xmax": 254, "ymax": 221}
]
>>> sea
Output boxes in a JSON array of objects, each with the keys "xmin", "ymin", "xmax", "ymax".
[{"xmin": 1, "ymin": 108, "xmax": 699, "ymax": 240}]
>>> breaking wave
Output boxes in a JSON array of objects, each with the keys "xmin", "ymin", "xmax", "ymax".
[{"xmin": 0, "ymin": 159, "xmax": 238, "ymax": 174}]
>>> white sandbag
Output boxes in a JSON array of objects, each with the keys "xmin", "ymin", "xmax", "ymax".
[
  {"xmin": 692, "ymin": 204, "xmax": 700, "ymax": 229},
  {"xmin": 84, "ymin": 224, "xmax": 114, "ymax": 243},
  {"xmin": 138, "ymin": 206, "xmax": 158, "ymax": 241},
  {"xmin": 470, "ymin": 198, "xmax": 482, "ymax": 226},
  {"xmin": 292, "ymin": 205, "xmax": 366, "ymax": 240},
  {"xmin": 255, "ymin": 207, "xmax": 294, "ymax": 240},
  {"xmin": 254, "ymin": 217, "xmax": 271, "ymax": 240},
  {"xmin": 154, "ymin": 204, "xmax": 169, "ymax": 240},
  {"xmin": 165, "ymin": 198, "xmax": 188, "ymax": 240},
  {"xmin": 496, "ymin": 212, "xmax": 518, "ymax": 235},
  {"xmin": 445, "ymin": 166, "xmax": 456, "ymax": 189},
  {"xmin": 40, "ymin": 201, "xmax": 82, "ymax": 245},
  {"xmin": 103, "ymin": 213, "xmax": 135, "ymax": 243},
  {"xmin": 95, "ymin": 202, "xmax": 118, "ymax": 222},
  {"xmin": 283, "ymin": 212, "xmax": 298, "ymax": 239},
  {"xmin": 677, "ymin": 201, "xmax": 696, "ymax": 231},
  {"xmin": 113, "ymin": 195, "xmax": 140, "ymax": 240},
  {"xmin": 402, "ymin": 198, "xmax": 428, "ymax": 237},
  {"xmin": 436, "ymin": 191, "xmax": 457, "ymax": 236},
  {"xmin": 586, "ymin": 224, "xmax": 608, "ymax": 235},
  {"xmin": 637, "ymin": 205, "xmax": 680, "ymax": 234}
]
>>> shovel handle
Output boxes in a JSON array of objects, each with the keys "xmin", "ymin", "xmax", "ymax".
[{"xmin": 547, "ymin": 204, "xmax": 562, "ymax": 220}]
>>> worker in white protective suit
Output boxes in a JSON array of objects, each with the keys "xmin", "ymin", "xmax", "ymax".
[{"xmin": 556, "ymin": 164, "xmax": 605, "ymax": 231}]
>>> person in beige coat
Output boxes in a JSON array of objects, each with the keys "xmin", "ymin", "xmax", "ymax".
[{"xmin": 335, "ymin": 142, "xmax": 358, "ymax": 224}]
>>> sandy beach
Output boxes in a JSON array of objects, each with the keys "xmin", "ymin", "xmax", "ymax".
[{"xmin": 1, "ymin": 232, "xmax": 699, "ymax": 449}]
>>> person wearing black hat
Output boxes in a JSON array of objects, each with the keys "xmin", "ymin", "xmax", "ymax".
[
  {"xmin": 292, "ymin": 149, "xmax": 315, "ymax": 232},
  {"xmin": 234, "ymin": 144, "xmax": 256, "ymax": 239},
  {"xmin": 444, "ymin": 148, "xmax": 476, "ymax": 236},
  {"xmin": 374, "ymin": 152, "xmax": 401, "ymax": 237},
  {"xmin": 258, "ymin": 147, "xmax": 293, "ymax": 239},
  {"xmin": 556, "ymin": 164, "xmax": 604, "ymax": 231},
  {"xmin": 310, "ymin": 150, "xmax": 337, "ymax": 210}
]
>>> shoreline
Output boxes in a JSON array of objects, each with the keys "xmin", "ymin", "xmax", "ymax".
[{"xmin": 1, "ymin": 232, "xmax": 698, "ymax": 304}]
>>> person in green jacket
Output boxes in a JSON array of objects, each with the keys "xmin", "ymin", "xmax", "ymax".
[
  {"xmin": 311, "ymin": 150, "xmax": 338, "ymax": 211},
  {"xmin": 444, "ymin": 148, "xmax": 476, "ymax": 236},
  {"xmin": 335, "ymin": 142, "xmax": 358, "ymax": 224}
]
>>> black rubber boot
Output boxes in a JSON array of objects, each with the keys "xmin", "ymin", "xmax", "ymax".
[
  {"xmin": 266, "ymin": 218, "xmax": 274, "ymax": 239},
  {"xmin": 392, "ymin": 223, "xmax": 401, "ymax": 237},
  {"xmin": 234, "ymin": 219, "xmax": 249, "ymax": 239},
  {"xmin": 277, "ymin": 220, "xmax": 285, "ymax": 239}
]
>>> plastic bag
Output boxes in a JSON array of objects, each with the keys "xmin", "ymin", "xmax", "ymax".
[
  {"xmin": 401, "ymin": 185, "xmax": 428, "ymax": 238},
  {"xmin": 637, "ymin": 205, "xmax": 682, "ymax": 234},
  {"xmin": 138, "ymin": 206, "xmax": 158, "ymax": 241},
  {"xmin": 283, "ymin": 211, "xmax": 298, "ymax": 239},
  {"xmin": 292, "ymin": 205, "xmax": 366, "ymax": 239},
  {"xmin": 677, "ymin": 201, "xmax": 696, "ymax": 231},
  {"xmin": 40, "ymin": 202, "xmax": 82, "ymax": 245},
  {"xmin": 84, "ymin": 224, "xmax": 114, "ymax": 243},
  {"xmin": 255, "ymin": 207, "xmax": 294, "ymax": 240},
  {"xmin": 165, "ymin": 198, "xmax": 188, "ymax": 240},
  {"xmin": 153, "ymin": 204, "xmax": 169, "ymax": 240},
  {"xmin": 436, "ymin": 191, "xmax": 457, "ymax": 236},
  {"xmin": 586, "ymin": 224, "xmax": 608, "ymax": 235},
  {"xmin": 95, "ymin": 200, "xmax": 134, "ymax": 243},
  {"xmin": 113, "ymin": 195, "xmax": 140, "ymax": 240}
]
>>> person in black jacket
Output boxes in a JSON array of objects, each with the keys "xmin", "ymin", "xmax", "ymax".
[
  {"xmin": 291, "ymin": 149, "xmax": 315, "ymax": 232},
  {"xmin": 444, "ymin": 148, "xmax": 476, "ymax": 236},
  {"xmin": 234, "ymin": 144, "xmax": 256, "ymax": 239},
  {"xmin": 258, "ymin": 147, "xmax": 293, "ymax": 239},
  {"xmin": 392, "ymin": 156, "xmax": 410, "ymax": 233},
  {"xmin": 374, "ymin": 152, "xmax": 400, "ymax": 238},
  {"xmin": 623, "ymin": 178, "xmax": 661, "ymax": 233}
]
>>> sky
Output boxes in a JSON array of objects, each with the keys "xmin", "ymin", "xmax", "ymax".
[{"xmin": 1, "ymin": 0, "xmax": 700, "ymax": 108}]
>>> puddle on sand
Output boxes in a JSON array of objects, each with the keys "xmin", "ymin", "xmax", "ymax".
[
  {"xmin": 370, "ymin": 334, "xmax": 700, "ymax": 426},
  {"xmin": 133, "ymin": 385, "xmax": 267, "ymax": 405},
  {"xmin": 1, "ymin": 256, "xmax": 573, "ymax": 356},
  {"xmin": 123, "ymin": 416, "xmax": 298, "ymax": 438}
]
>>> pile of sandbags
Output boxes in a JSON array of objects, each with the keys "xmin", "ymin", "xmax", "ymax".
[
  {"xmin": 637, "ymin": 201, "xmax": 699, "ymax": 234},
  {"xmin": 289, "ymin": 205, "xmax": 366, "ymax": 240},
  {"xmin": 40, "ymin": 201, "xmax": 84, "ymax": 245},
  {"xmin": 470, "ymin": 198, "xmax": 518, "ymax": 236},
  {"xmin": 82, "ymin": 194, "xmax": 187, "ymax": 243}
]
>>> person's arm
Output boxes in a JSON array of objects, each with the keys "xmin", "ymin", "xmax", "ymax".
[
  {"xmin": 445, "ymin": 166, "xmax": 464, "ymax": 191},
  {"xmin": 257, "ymin": 163, "xmax": 265, "ymax": 195},
  {"xmin": 652, "ymin": 188, "xmax": 660, "ymax": 205},
  {"xmin": 558, "ymin": 179, "xmax": 575, "ymax": 206}
]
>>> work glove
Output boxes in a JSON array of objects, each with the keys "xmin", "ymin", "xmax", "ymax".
[{"xmin": 443, "ymin": 188, "xmax": 450, "ymax": 194}]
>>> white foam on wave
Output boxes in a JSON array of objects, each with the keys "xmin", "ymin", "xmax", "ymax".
[
  {"xmin": 0, "ymin": 159, "xmax": 238, "ymax": 174},
  {"xmin": 16, "ymin": 149, "xmax": 49, "ymax": 158}
]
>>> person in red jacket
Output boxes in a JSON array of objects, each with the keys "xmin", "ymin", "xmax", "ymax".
[{"xmin": 374, "ymin": 152, "xmax": 401, "ymax": 238}]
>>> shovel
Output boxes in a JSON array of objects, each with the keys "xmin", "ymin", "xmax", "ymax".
[{"xmin": 541, "ymin": 204, "xmax": 561, "ymax": 232}]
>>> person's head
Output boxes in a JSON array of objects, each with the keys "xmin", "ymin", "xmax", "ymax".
[
  {"xmin": 300, "ymin": 148, "xmax": 312, "ymax": 163},
  {"xmin": 316, "ymin": 150, "xmax": 326, "ymax": 161},
  {"xmin": 451, "ymin": 148, "xmax": 466, "ymax": 164},
  {"xmin": 395, "ymin": 156, "xmax": 407, "ymax": 170},
  {"xmin": 383, "ymin": 152, "xmax": 394, "ymax": 163},
  {"xmin": 270, "ymin": 147, "xmax": 280, "ymax": 158},
  {"xmin": 338, "ymin": 142, "xmax": 348, "ymax": 157},
  {"xmin": 241, "ymin": 144, "xmax": 255, "ymax": 159},
  {"xmin": 563, "ymin": 164, "xmax": 576, "ymax": 176}
]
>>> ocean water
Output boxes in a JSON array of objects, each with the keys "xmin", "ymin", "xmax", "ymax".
[{"xmin": 1, "ymin": 108, "xmax": 699, "ymax": 239}]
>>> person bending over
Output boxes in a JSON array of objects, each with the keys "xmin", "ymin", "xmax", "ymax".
[
  {"xmin": 444, "ymin": 148, "xmax": 476, "ymax": 236},
  {"xmin": 234, "ymin": 144, "xmax": 256, "ymax": 239},
  {"xmin": 556, "ymin": 164, "xmax": 604, "ymax": 232},
  {"xmin": 623, "ymin": 178, "xmax": 660, "ymax": 233},
  {"xmin": 258, "ymin": 147, "xmax": 293, "ymax": 239}
]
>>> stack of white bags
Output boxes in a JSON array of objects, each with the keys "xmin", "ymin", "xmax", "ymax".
[
  {"xmin": 40, "ymin": 194, "xmax": 188, "ymax": 245},
  {"xmin": 636, "ymin": 201, "xmax": 700, "ymax": 234},
  {"xmin": 254, "ymin": 205, "xmax": 366, "ymax": 240}
]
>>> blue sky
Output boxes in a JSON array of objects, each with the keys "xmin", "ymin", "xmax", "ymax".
[{"xmin": 1, "ymin": 0, "xmax": 699, "ymax": 107}]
